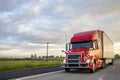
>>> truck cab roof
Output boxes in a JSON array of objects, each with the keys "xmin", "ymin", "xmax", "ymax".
[{"xmin": 71, "ymin": 30, "xmax": 100, "ymax": 43}]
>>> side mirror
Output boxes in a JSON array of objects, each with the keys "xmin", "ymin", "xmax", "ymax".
[
  {"xmin": 66, "ymin": 43, "xmax": 70, "ymax": 51},
  {"xmin": 61, "ymin": 50, "xmax": 67, "ymax": 54}
]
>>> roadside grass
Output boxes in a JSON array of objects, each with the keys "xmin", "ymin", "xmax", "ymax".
[{"xmin": 0, "ymin": 59, "xmax": 62, "ymax": 72}]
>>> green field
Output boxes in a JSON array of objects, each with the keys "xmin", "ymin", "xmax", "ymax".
[{"xmin": 0, "ymin": 59, "xmax": 62, "ymax": 72}]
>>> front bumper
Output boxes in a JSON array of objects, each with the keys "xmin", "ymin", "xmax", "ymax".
[{"xmin": 61, "ymin": 62, "xmax": 90, "ymax": 69}]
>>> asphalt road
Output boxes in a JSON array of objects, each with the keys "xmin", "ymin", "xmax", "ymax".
[
  {"xmin": 0, "ymin": 66, "xmax": 62, "ymax": 80},
  {"xmin": 14, "ymin": 60, "xmax": 120, "ymax": 80}
]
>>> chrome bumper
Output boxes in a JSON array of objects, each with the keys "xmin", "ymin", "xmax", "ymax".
[{"xmin": 61, "ymin": 62, "xmax": 90, "ymax": 69}]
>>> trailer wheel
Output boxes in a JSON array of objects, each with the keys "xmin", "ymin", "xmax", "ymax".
[
  {"xmin": 109, "ymin": 59, "xmax": 114, "ymax": 65},
  {"xmin": 65, "ymin": 68, "xmax": 70, "ymax": 72},
  {"xmin": 101, "ymin": 60, "xmax": 106, "ymax": 69},
  {"xmin": 90, "ymin": 62, "xmax": 96, "ymax": 73}
]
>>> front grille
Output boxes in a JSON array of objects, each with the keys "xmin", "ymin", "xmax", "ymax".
[
  {"xmin": 68, "ymin": 60, "xmax": 79, "ymax": 63},
  {"xmin": 68, "ymin": 55, "xmax": 81, "ymax": 59},
  {"xmin": 62, "ymin": 54, "xmax": 90, "ymax": 68},
  {"xmin": 67, "ymin": 54, "xmax": 81, "ymax": 63}
]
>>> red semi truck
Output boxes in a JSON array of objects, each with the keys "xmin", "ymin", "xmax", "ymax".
[{"xmin": 62, "ymin": 30, "xmax": 114, "ymax": 73}]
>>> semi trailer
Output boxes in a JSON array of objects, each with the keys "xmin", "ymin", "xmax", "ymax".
[{"xmin": 62, "ymin": 30, "xmax": 114, "ymax": 73}]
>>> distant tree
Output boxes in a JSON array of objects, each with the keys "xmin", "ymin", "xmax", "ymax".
[
  {"xmin": 31, "ymin": 54, "xmax": 34, "ymax": 59},
  {"xmin": 38, "ymin": 56, "xmax": 41, "ymax": 59},
  {"xmin": 49, "ymin": 55, "xmax": 54, "ymax": 59},
  {"xmin": 55, "ymin": 56, "xmax": 59, "ymax": 59},
  {"xmin": 115, "ymin": 54, "xmax": 120, "ymax": 59},
  {"xmin": 60, "ymin": 55, "xmax": 62, "ymax": 58},
  {"xmin": 60, "ymin": 55, "xmax": 65, "ymax": 59},
  {"xmin": 34, "ymin": 54, "xmax": 37, "ymax": 59}
]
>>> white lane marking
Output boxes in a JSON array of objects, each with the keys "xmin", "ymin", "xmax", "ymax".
[{"xmin": 15, "ymin": 70, "xmax": 64, "ymax": 80}]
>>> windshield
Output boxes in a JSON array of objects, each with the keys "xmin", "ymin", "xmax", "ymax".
[{"xmin": 70, "ymin": 41, "xmax": 93, "ymax": 50}]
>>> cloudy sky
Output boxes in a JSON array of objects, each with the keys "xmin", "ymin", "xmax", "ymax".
[{"xmin": 0, "ymin": 0, "xmax": 120, "ymax": 58}]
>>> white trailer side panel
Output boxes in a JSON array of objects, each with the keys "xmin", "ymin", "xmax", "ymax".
[{"xmin": 102, "ymin": 32, "xmax": 114, "ymax": 58}]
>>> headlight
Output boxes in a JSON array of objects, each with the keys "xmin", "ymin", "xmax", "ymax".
[
  {"xmin": 63, "ymin": 58, "xmax": 66, "ymax": 64},
  {"xmin": 86, "ymin": 59, "xmax": 91, "ymax": 63}
]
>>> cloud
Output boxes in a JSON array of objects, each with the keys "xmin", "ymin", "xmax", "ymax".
[
  {"xmin": 0, "ymin": 45, "xmax": 11, "ymax": 50},
  {"xmin": 0, "ymin": 0, "xmax": 120, "ymax": 57},
  {"xmin": 0, "ymin": 0, "xmax": 17, "ymax": 12}
]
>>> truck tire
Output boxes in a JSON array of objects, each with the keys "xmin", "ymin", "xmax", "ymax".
[
  {"xmin": 101, "ymin": 60, "xmax": 106, "ymax": 69},
  {"xmin": 109, "ymin": 59, "xmax": 114, "ymax": 65},
  {"xmin": 65, "ymin": 68, "xmax": 70, "ymax": 72},
  {"xmin": 90, "ymin": 62, "xmax": 96, "ymax": 73}
]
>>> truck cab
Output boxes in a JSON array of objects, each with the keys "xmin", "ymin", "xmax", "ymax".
[{"xmin": 62, "ymin": 30, "xmax": 104, "ymax": 73}]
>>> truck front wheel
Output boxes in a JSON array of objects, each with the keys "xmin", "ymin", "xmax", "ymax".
[
  {"xmin": 90, "ymin": 62, "xmax": 96, "ymax": 73},
  {"xmin": 65, "ymin": 68, "xmax": 70, "ymax": 72}
]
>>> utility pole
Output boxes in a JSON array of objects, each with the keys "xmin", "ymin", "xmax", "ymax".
[{"xmin": 46, "ymin": 43, "xmax": 49, "ymax": 61}]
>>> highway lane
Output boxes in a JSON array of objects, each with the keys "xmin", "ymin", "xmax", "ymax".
[
  {"xmin": 0, "ymin": 66, "xmax": 62, "ymax": 80},
  {"xmin": 15, "ymin": 60, "xmax": 120, "ymax": 80}
]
